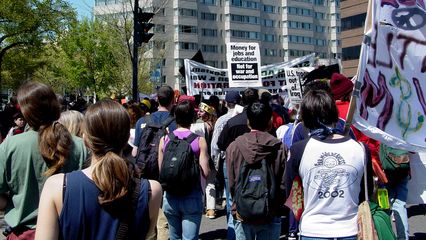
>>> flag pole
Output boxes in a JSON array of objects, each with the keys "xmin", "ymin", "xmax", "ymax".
[{"xmin": 343, "ymin": 0, "xmax": 373, "ymax": 135}]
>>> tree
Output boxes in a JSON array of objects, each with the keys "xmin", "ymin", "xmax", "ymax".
[{"xmin": 0, "ymin": 0, "xmax": 76, "ymax": 89}]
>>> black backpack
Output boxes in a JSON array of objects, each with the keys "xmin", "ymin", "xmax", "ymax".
[
  {"xmin": 235, "ymin": 158, "xmax": 276, "ymax": 222},
  {"xmin": 135, "ymin": 115, "xmax": 174, "ymax": 180},
  {"xmin": 159, "ymin": 132, "xmax": 200, "ymax": 196}
]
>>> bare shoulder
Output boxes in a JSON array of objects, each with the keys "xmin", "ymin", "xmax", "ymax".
[
  {"xmin": 147, "ymin": 180, "xmax": 163, "ymax": 199},
  {"xmin": 44, "ymin": 173, "xmax": 65, "ymax": 192}
]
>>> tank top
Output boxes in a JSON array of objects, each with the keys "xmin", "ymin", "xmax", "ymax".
[{"xmin": 59, "ymin": 171, "xmax": 150, "ymax": 240}]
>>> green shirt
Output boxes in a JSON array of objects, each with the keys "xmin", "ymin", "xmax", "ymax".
[{"xmin": 0, "ymin": 130, "xmax": 88, "ymax": 229}]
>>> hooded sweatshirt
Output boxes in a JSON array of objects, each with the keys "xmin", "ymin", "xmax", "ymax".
[{"xmin": 226, "ymin": 130, "xmax": 287, "ymax": 221}]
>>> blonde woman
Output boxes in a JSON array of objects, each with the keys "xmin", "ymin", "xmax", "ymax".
[{"xmin": 58, "ymin": 110, "xmax": 84, "ymax": 137}]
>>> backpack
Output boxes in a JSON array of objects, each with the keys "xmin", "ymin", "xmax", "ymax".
[
  {"xmin": 379, "ymin": 143, "xmax": 410, "ymax": 171},
  {"xmin": 159, "ymin": 132, "xmax": 200, "ymax": 196},
  {"xmin": 235, "ymin": 158, "xmax": 276, "ymax": 223},
  {"xmin": 135, "ymin": 115, "xmax": 174, "ymax": 180}
]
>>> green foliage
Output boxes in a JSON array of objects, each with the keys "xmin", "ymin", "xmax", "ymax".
[{"xmin": 0, "ymin": 0, "xmax": 76, "ymax": 88}]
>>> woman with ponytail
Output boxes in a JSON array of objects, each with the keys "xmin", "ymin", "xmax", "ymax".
[
  {"xmin": 35, "ymin": 99, "xmax": 162, "ymax": 240},
  {"xmin": 0, "ymin": 82, "xmax": 88, "ymax": 239}
]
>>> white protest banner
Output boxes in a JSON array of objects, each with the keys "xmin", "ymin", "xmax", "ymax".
[
  {"xmin": 284, "ymin": 67, "xmax": 314, "ymax": 104},
  {"xmin": 226, "ymin": 42, "xmax": 262, "ymax": 88},
  {"xmin": 185, "ymin": 54, "xmax": 316, "ymax": 98},
  {"xmin": 352, "ymin": 0, "xmax": 426, "ymax": 152},
  {"xmin": 184, "ymin": 59, "xmax": 229, "ymax": 98},
  {"xmin": 261, "ymin": 53, "xmax": 315, "ymax": 95},
  {"xmin": 407, "ymin": 152, "xmax": 426, "ymax": 204}
]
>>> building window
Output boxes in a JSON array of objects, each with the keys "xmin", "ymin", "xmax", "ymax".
[
  {"xmin": 200, "ymin": 0, "xmax": 217, "ymax": 5},
  {"xmin": 230, "ymin": 14, "xmax": 259, "ymax": 24},
  {"xmin": 177, "ymin": 25, "xmax": 198, "ymax": 34},
  {"xmin": 314, "ymin": 0, "xmax": 324, "ymax": 5},
  {"xmin": 205, "ymin": 60, "xmax": 218, "ymax": 67},
  {"xmin": 231, "ymin": 0, "xmax": 259, "ymax": 9},
  {"xmin": 342, "ymin": 45, "xmax": 361, "ymax": 60},
  {"xmin": 314, "ymin": 25, "xmax": 325, "ymax": 32},
  {"xmin": 202, "ymin": 45, "xmax": 219, "ymax": 53},
  {"xmin": 263, "ymin": 34, "xmax": 276, "ymax": 42},
  {"xmin": 289, "ymin": 35, "xmax": 312, "ymax": 44},
  {"xmin": 341, "ymin": 13, "xmax": 367, "ymax": 31},
  {"xmin": 288, "ymin": 21, "xmax": 312, "ymax": 30},
  {"xmin": 314, "ymin": 12, "xmax": 325, "ymax": 19},
  {"xmin": 263, "ymin": 19, "xmax": 275, "ymax": 27},
  {"xmin": 288, "ymin": 7, "xmax": 312, "ymax": 17},
  {"xmin": 202, "ymin": 28, "xmax": 218, "ymax": 37},
  {"xmin": 201, "ymin": 12, "xmax": 217, "ymax": 21},
  {"xmin": 264, "ymin": 49, "xmax": 277, "ymax": 56},
  {"xmin": 231, "ymin": 30, "xmax": 260, "ymax": 39},
  {"xmin": 154, "ymin": 25, "xmax": 165, "ymax": 33},
  {"xmin": 178, "ymin": 42, "xmax": 198, "ymax": 50},
  {"xmin": 176, "ymin": 8, "xmax": 198, "ymax": 17},
  {"xmin": 263, "ymin": 5, "xmax": 275, "ymax": 13}
]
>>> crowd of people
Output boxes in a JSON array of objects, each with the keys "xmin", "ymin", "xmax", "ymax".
[{"xmin": 0, "ymin": 73, "xmax": 412, "ymax": 240}]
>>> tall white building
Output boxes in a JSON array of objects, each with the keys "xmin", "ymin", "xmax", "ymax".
[{"xmin": 94, "ymin": 0, "xmax": 341, "ymax": 89}]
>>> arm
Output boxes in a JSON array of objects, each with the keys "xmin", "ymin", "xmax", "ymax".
[
  {"xmin": 158, "ymin": 137, "xmax": 165, "ymax": 171},
  {"xmin": 132, "ymin": 118, "xmax": 145, "ymax": 157},
  {"xmin": 35, "ymin": 174, "xmax": 64, "ymax": 240},
  {"xmin": 226, "ymin": 144, "xmax": 236, "ymax": 198},
  {"xmin": 147, "ymin": 180, "xmax": 163, "ymax": 239},
  {"xmin": 198, "ymin": 137, "xmax": 210, "ymax": 178}
]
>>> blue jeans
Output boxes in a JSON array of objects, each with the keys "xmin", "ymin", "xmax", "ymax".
[
  {"xmin": 388, "ymin": 176, "xmax": 409, "ymax": 240},
  {"xmin": 300, "ymin": 236, "xmax": 357, "ymax": 240},
  {"xmin": 162, "ymin": 191, "xmax": 203, "ymax": 240},
  {"xmin": 223, "ymin": 159, "xmax": 236, "ymax": 240},
  {"xmin": 234, "ymin": 217, "xmax": 281, "ymax": 240}
]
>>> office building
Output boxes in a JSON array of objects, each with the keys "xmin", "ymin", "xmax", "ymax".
[
  {"xmin": 94, "ymin": 0, "xmax": 341, "ymax": 89},
  {"xmin": 341, "ymin": 0, "xmax": 368, "ymax": 78}
]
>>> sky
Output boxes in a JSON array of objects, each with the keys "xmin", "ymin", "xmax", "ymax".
[{"xmin": 67, "ymin": 0, "xmax": 95, "ymax": 19}]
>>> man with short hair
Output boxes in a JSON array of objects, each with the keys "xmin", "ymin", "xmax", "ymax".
[
  {"xmin": 132, "ymin": 85, "xmax": 176, "ymax": 240},
  {"xmin": 226, "ymin": 102, "xmax": 287, "ymax": 240}
]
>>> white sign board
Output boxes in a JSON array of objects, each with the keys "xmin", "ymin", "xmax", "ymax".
[
  {"xmin": 284, "ymin": 67, "xmax": 313, "ymax": 104},
  {"xmin": 226, "ymin": 42, "xmax": 262, "ymax": 88}
]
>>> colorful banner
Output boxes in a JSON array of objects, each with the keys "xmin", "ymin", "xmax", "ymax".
[
  {"xmin": 226, "ymin": 42, "xmax": 262, "ymax": 88},
  {"xmin": 353, "ymin": 0, "xmax": 426, "ymax": 152},
  {"xmin": 185, "ymin": 54, "xmax": 315, "ymax": 99}
]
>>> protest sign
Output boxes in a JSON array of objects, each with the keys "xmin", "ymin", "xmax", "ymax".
[
  {"xmin": 351, "ymin": 0, "xmax": 426, "ymax": 152},
  {"xmin": 185, "ymin": 54, "xmax": 315, "ymax": 98},
  {"xmin": 226, "ymin": 42, "xmax": 262, "ymax": 88},
  {"xmin": 284, "ymin": 67, "xmax": 314, "ymax": 104}
]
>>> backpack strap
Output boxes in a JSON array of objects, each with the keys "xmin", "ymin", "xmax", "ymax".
[
  {"xmin": 116, "ymin": 177, "xmax": 141, "ymax": 240},
  {"xmin": 144, "ymin": 115, "xmax": 153, "ymax": 126},
  {"xmin": 184, "ymin": 133, "xmax": 198, "ymax": 144},
  {"xmin": 161, "ymin": 115, "xmax": 174, "ymax": 129}
]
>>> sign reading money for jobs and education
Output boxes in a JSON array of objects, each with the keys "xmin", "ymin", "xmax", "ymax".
[
  {"xmin": 284, "ymin": 67, "xmax": 313, "ymax": 104},
  {"xmin": 226, "ymin": 42, "xmax": 262, "ymax": 88}
]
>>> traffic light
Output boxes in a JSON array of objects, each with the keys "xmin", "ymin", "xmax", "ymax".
[{"xmin": 135, "ymin": 8, "xmax": 155, "ymax": 46}]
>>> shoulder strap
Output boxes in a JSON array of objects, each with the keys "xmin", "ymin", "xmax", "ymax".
[
  {"xmin": 161, "ymin": 115, "xmax": 174, "ymax": 128},
  {"xmin": 116, "ymin": 178, "xmax": 141, "ymax": 240},
  {"xmin": 167, "ymin": 131, "xmax": 176, "ymax": 140},
  {"xmin": 62, "ymin": 173, "xmax": 67, "ymax": 203},
  {"xmin": 144, "ymin": 115, "xmax": 152, "ymax": 126},
  {"xmin": 184, "ymin": 133, "xmax": 198, "ymax": 144}
]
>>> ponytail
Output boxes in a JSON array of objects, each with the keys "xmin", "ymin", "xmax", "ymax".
[
  {"xmin": 39, "ymin": 121, "xmax": 73, "ymax": 176},
  {"xmin": 92, "ymin": 151, "xmax": 130, "ymax": 205}
]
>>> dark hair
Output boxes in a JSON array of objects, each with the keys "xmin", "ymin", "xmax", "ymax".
[
  {"xmin": 247, "ymin": 102, "xmax": 272, "ymax": 131},
  {"xmin": 174, "ymin": 100, "xmax": 195, "ymax": 128},
  {"xmin": 242, "ymin": 88, "xmax": 259, "ymax": 106},
  {"xmin": 209, "ymin": 95, "xmax": 220, "ymax": 108},
  {"xmin": 17, "ymin": 82, "xmax": 73, "ymax": 176},
  {"xmin": 300, "ymin": 90, "xmax": 338, "ymax": 130},
  {"xmin": 157, "ymin": 86, "xmax": 174, "ymax": 107},
  {"xmin": 303, "ymin": 80, "xmax": 331, "ymax": 95},
  {"xmin": 260, "ymin": 91, "xmax": 272, "ymax": 105},
  {"xmin": 83, "ymin": 99, "xmax": 131, "ymax": 205},
  {"xmin": 127, "ymin": 103, "xmax": 143, "ymax": 128}
]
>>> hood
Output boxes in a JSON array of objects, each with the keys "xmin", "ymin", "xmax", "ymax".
[{"xmin": 236, "ymin": 131, "xmax": 282, "ymax": 164}]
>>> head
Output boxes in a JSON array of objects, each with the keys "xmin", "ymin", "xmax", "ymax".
[
  {"xmin": 174, "ymin": 100, "xmax": 196, "ymax": 128},
  {"xmin": 83, "ymin": 99, "xmax": 131, "ymax": 205},
  {"xmin": 225, "ymin": 91, "xmax": 241, "ymax": 109},
  {"xmin": 13, "ymin": 112, "xmax": 25, "ymax": 128},
  {"xmin": 58, "ymin": 110, "xmax": 84, "ymax": 137},
  {"xmin": 259, "ymin": 90, "xmax": 272, "ymax": 106},
  {"xmin": 197, "ymin": 102, "xmax": 216, "ymax": 122},
  {"xmin": 17, "ymin": 82, "xmax": 72, "ymax": 176},
  {"xmin": 247, "ymin": 102, "xmax": 273, "ymax": 131},
  {"xmin": 300, "ymin": 90, "xmax": 338, "ymax": 130},
  {"xmin": 157, "ymin": 85, "xmax": 174, "ymax": 108},
  {"xmin": 127, "ymin": 103, "xmax": 143, "ymax": 128},
  {"xmin": 209, "ymin": 95, "xmax": 220, "ymax": 109},
  {"xmin": 242, "ymin": 88, "xmax": 259, "ymax": 106},
  {"xmin": 330, "ymin": 73, "xmax": 354, "ymax": 101},
  {"xmin": 303, "ymin": 79, "xmax": 331, "ymax": 96}
]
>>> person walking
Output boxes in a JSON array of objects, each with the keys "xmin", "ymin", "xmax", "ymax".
[
  {"xmin": 285, "ymin": 90, "xmax": 373, "ymax": 240},
  {"xmin": 227, "ymin": 102, "xmax": 287, "ymax": 240},
  {"xmin": 0, "ymin": 82, "xmax": 88, "ymax": 239},
  {"xmin": 158, "ymin": 100, "xmax": 210, "ymax": 240},
  {"xmin": 35, "ymin": 99, "xmax": 162, "ymax": 240}
]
